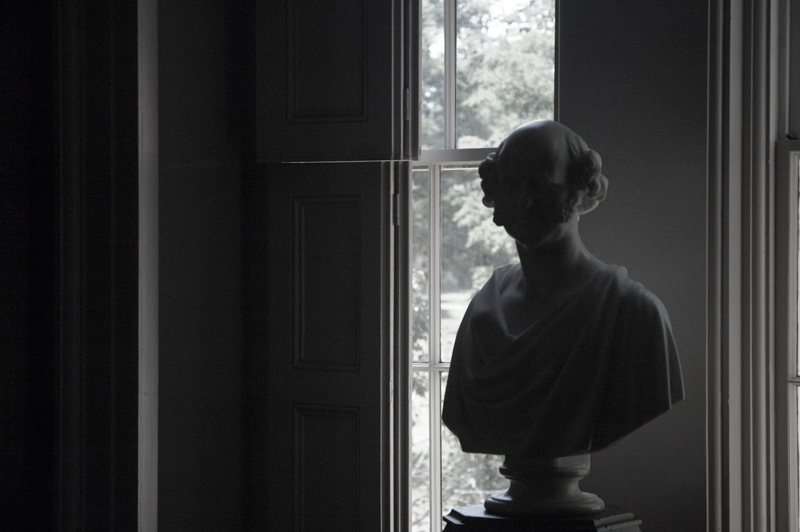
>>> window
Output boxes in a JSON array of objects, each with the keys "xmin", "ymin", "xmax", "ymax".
[
  {"xmin": 409, "ymin": 1, "xmax": 555, "ymax": 530},
  {"xmin": 776, "ymin": 141, "xmax": 800, "ymax": 532}
]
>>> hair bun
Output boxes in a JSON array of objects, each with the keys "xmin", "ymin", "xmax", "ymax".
[
  {"xmin": 573, "ymin": 149, "xmax": 606, "ymax": 201},
  {"xmin": 579, "ymin": 149, "xmax": 601, "ymax": 177},
  {"xmin": 479, "ymin": 153, "xmax": 499, "ymax": 207}
]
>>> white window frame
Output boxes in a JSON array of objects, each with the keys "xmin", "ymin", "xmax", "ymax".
[
  {"xmin": 413, "ymin": 1, "xmax": 500, "ymax": 526},
  {"xmin": 411, "ymin": 5, "xmax": 509, "ymax": 531},
  {"xmin": 411, "ymin": 150, "xmax": 493, "ymax": 532},
  {"xmin": 775, "ymin": 140, "xmax": 800, "ymax": 532},
  {"xmin": 410, "ymin": 0, "xmax": 556, "ymax": 527},
  {"xmin": 705, "ymin": 1, "xmax": 800, "ymax": 530}
]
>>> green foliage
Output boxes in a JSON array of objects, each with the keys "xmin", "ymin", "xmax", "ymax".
[
  {"xmin": 411, "ymin": 171, "xmax": 431, "ymax": 365},
  {"xmin": 442, "ymin": 427, "xmax": 507, "ymax": 511},
  {"xmin": 441, "ymin": 169, "xmax": 517, "ymax": 292},
  {"xmin": 420, "ymin": 0, "xmax": 446, "ymax": 149},
  {"xmin": 421, "ymin": 0, "xmax": 556, "ymax": 150},
  {"xmin": 412, "ymin": 2, "xmax": 555, "ymax": 528}
]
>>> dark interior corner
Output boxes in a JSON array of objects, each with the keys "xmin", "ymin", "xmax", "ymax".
[{"xmin": 1, "ymin": 1, "xmax": 56, "ymax": 529}]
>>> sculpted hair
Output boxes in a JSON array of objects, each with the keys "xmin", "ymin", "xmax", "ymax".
[
  {"xmin": 565, "ymin": 147, "xmax": 608, "ymax": 212},
  {"xmin": 478, "ymin": 154, "xmax": 499, "ymax": 208}
]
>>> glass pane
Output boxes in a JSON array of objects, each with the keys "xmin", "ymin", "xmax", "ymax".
[
  {"xmin": 412, "ymin": 169, "xmax": 431, "ymax": 363},
  {"xmin": 421, "ymin": 0, "xmax": 445, "ymax": 150},
  {"xmin": 411, "ymin": 370, "xmax": 431, "ymax": 532},
  {"xmin": 456, "ymin": 0, "xmax": 556, "ymax": 148},
  {"xmin": 440, "ymin": 167, "xmax": 518, "ymax": 362},
  {"xmin": 440, "ymin": 372, "xmax": 507, "ymax": 512},
  {"xmin": 797, "ymin": 158, "xmax": 800, "ymax": 376}
]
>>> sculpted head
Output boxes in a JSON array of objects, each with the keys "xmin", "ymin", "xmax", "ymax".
[{"xmin": 478, "ymin": 120, "xmax": 608, "ymax": 238}]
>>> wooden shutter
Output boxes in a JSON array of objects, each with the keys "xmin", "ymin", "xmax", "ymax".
[
  {"xmin": 256, "ymin": 0, "xmax": 419, "ymax": 161},
  {"xmin": 251, "ymin": 1, "xmax": 417, "ymax": 529},
  {"xmin": 247, "ymin": 161, "xmax": 399, "ymax": 530}
]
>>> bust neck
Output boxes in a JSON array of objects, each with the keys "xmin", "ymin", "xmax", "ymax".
[{"xmin": 514, "ymin": 220, "xmax": 604, "ymax": 300}]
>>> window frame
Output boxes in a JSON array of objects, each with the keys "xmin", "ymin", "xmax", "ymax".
[
  {"xmin": 775, "ymin": 140, "xmax": 800, "ymax": 532},
  {"xmin": 410, "ymin": 0, "xmax": 557, "ymax": 528},
  {"xmin": 410, "ymin": 151, "xmax": 493, "ymax": 532}
]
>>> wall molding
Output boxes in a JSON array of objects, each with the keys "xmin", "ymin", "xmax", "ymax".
[
  {"xmin": 707, "ymin": 1, "xmax": 788, "ymax": 530},
  {"xmin": 137, "ymin": 0, "xmax": 158, "ymax": 529}
]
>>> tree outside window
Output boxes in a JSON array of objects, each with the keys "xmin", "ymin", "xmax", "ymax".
[{"xmin": 411, "ymin": 1, "xmax": 555, "ymax": 530}]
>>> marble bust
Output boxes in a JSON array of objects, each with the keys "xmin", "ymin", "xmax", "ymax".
[{"xmin": 441, "ymin": 120, "xmax": 684, "ymax": 516}]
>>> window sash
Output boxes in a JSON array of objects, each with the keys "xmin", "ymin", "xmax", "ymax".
[
  {"xmin": 774, "ymin": 141, "xmax": 800, "ymax": 532},
  {"xmin": 414, "ymin": 1, "xmax": 556, "ymax": 528}
]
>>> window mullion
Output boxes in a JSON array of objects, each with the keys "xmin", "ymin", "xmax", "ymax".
[
  {"xmin": 444, "ymin": 0, "xmax": 456, "ymax": 150},
  {"xmin": 428, "ymin": 163, "xmax": 443, "ymax": 532},
  {"xmin": 774, "ymin": 142, "xmax": 800, "ymax": 532},
  {"xmin": 430, "ymin": 370, "xmax": 443, "ymax": 532},
  {"xmin": 430, "ymin": 164, "xmax": 442, "ymax": 367}
]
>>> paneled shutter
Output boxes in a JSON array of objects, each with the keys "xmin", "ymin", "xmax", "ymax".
[
  {"xmin": 247, "ymin": 162, "xmax": 394, "ymax": 530},
  {"xmin": 257, "ymin": 0, "xmax": 419, "ymax": 161},
  {"xmin": 251, "ymin": 2, "xmax": 417, "ymax": 529}
]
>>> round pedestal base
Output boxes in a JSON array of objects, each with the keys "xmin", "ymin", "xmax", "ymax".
[{"xmin": 484, "ymin": 454, "xmax": 605, "ymax": 517}]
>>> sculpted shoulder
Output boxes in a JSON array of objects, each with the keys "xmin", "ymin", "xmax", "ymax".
[{"xmin": 613, "ymin": 271, "xmax": 674, "ymax": 328}]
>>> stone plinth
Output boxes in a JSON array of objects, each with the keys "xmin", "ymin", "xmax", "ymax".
[{"xmin": 442, "ymin": 504, "xmax": 642, "ymax": 532}]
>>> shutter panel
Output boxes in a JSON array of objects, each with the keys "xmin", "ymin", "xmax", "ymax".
[
  {"xmin": 247, "ymin": 162, "xmax": 394, "ymax": 530},
  {"xmin": 251, "ymin": 1, "xmax": 417, "ymax": 528},
  {"xmin": 256, "ymin": 0, "xmax": 419, "ymax": 161}
]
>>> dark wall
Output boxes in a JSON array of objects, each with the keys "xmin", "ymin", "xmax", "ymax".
[
  {"xmin": 157, "ymin": 0, "xmax": 253, "ymax": 529},
  {"xmin": 559, "ymin": 2, "xmax": 708, "ymax": 530},
  {"xmin": 0, "ymin": 2, "xmax": 55, "ymax": 529}
]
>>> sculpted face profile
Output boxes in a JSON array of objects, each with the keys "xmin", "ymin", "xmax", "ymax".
[{"xmin": 441, "ymin": 120, "xmax": 684, "ymax": 516}]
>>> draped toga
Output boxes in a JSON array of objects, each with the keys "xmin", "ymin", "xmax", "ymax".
[{"xmin": 441, "ymin": 263, "xmax": 684, "ymax": 458}]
